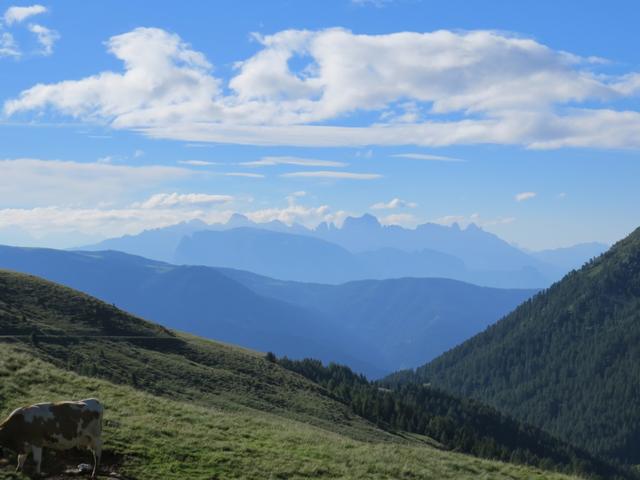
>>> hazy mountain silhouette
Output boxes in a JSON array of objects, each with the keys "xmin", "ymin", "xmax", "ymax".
[
  {"xmin": 174, "ymin": 227, "xmax": 366, "ymax": 284},
  {"xmin": 0, "ymin": 245, "xmax": 380, "ymax": 377},
  {"xmin": 529, "ymin": 242, "xmax": 608, "ymax": 271},
  {"xmin": 218, "ymin": 268, "xmax": 536, "ymax": 370},
  {"xmin": 0, "ymin": 244, "xmax": 534, "ymax": 375},
  {"xmin": 80, "ymin": 214, "xmax": 578, "ymax": 288}
]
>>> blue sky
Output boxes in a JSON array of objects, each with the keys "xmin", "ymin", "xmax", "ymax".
[{"xmin": 1, "ymin": 0, "xmax": 639, "ymax": 249}]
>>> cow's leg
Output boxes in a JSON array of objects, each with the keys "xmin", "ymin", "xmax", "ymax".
[
  {"xmin": 90, "ymin": 437, "xmax": 102, "ymax": 478},
  {"xmin": 31, "ymin": 445, "xmax": 43, "ymax": 476},
  {"xmin": 16, "ymin": 452, "xmax": 28, "ymax": 472}
]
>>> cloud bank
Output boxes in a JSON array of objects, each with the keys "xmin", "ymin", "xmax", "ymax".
[{"xmin": 5, "ymin": 27, "xmax": 640, "ymax": 148}]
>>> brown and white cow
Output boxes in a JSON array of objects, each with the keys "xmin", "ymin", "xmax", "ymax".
[{"xmin": 0, "ymin": 398, "xmax": 103, "ymax": 478}]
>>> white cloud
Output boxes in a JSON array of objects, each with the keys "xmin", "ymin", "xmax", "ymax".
[
  {"xmin": 380, "ymin": 213, "xmax": 419, "ymax": 227},
  {"xmin": 4, "ymin": 27, "xmax": 218, "ymax": 123},
  {"xmin": 3, "ymin": 4, "xmax": 47, "ymax": 25},
  {"xmin": 6, "ymin": 27, "xmax": 640, "ymax": 149},
  {"xmin": 433, "ymin": 213, "xmax": 516, "ymax": 228},
  {"xmin": 134, "ymin": 192, "xmax": 233, "ymax": 209},
  {"xmin": 351, "ymin": 0, "xmax": 393, "ymax": 7},
  {"xmin": 27, "ymin": 23, "xmax": 59, "ymax": 55},
  {"xmin": 246, "ymin": 194, "xmax": 347, "ymax": 227},
  {"xmin": 370, "ymin": 198, "xmax": 417, "ymax": 210},
  {"xmin": 433, "ymin": 215, "xmax": 467, "ymax": 226},
  {"xmin": 0, "ymin": 198, "xmax": 352, "ymax": 245},
  {"xmin": 223, "ymin": 172, "xmax": 264, "ymax": 178},
  {"xmin": 0, "ymin": 32, "xmax": 20, "ymax": 57},
  {"xmin": 281, "ymin": 171, "xmax": 382, "ymax": 180},
  {"xmin": 133, "ymin": 149, "xmax": 145, "ymax": 158},
  {"xmin": 515, "ymin": 191, "xmax": 537, "ymax": 202},
  {"xmin": 240, "ymin": 156, "xmax": 347, "ymax": 167},
  {"xmin": 0, "ymin": 205, "xmax": 231, "ymax": 241},
  {"xmin": 178, "ymin": 160, "xmax": 218, "ymax": 166},
  {"xmin": 557, "ymin": 192, "xmax": 567, "ymax": 199},
  {"xmin": 0, "ymin": 158, "xmax": 192, "ymax": 207},
  {"xmin": 392, "ymin": 153, "xmax": 464, "ymax": 162}
]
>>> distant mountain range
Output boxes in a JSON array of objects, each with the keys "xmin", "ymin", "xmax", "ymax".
[
  {"xmin": 385, "ymin": 226, "xmax": 640, "ymax": 464},
  {"xmin": 0, "ymin": 245, "xmax": 534, "ymax": 376},
  {"xmin": 80, "ymin": 214, "xmax": 608, "ymax": 288}
]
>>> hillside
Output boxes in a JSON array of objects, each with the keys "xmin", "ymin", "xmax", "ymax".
[
  {"xmin": 0, "ymin": 344, "xmax": 581, "ymax": 480},
  {"xmin": 0, "ymin": 271, "xmax": 621, "ymax": 479},
  {"xmin": 0, "ymin": 246, "xmax": 380, "ymax": 377},
  {"xmin": 0, "ymin": 245, "xmax": 538, "ymax": 375},
  {"xmin": 221, "ymin": 269, "xmax": 536, "ymax": 370},
  {"xmin": 386, "ymin": 226, "xmax": 640, "ymax": 464}
]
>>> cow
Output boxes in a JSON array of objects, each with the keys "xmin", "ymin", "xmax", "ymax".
[{"xmin": 0, "ymin": 398, "xmax": 103, "ymax": 478}]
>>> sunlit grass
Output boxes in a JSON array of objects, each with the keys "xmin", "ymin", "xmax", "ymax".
[{"xmin": 0, "ymin": 344, "xmax": 577, "ymax": 480}]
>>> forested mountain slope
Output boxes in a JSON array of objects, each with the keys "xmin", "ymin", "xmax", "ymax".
[{"xmin": 386, "ymin": 226, "xmax": 640, "ymax": 464}]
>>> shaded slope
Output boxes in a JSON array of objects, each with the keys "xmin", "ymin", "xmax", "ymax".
[
  {"xmin": 0, "ymin": 247, "xmax": 380, "ymax": 377},
  {"xmin": 386, "ymin": 226, "xmax": 640, "ymax": 464},
  {"xmin": 0, "ymin": 269, "xmax": 385, "ymax": 438},
  {"xmin": 218, "ymin": 269, "xmax": 536, "ymax": 370},
  {"xmin": 0, "ymin": 245, "xmax": 536, "ymax": 375}
]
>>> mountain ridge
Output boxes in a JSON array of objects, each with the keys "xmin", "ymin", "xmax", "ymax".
[
  {"xmin": 0, "ymin": 244, "xmax": 535, "ymax": 376},
  {"xmin": 384, "ymin": 226, "xmax": 640, "ymax": 464}
]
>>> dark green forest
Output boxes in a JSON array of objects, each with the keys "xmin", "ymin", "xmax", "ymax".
[
  {"xmin": 275, "ymin": 356, "xmax": 629, "ymax": 479},
  {"xmin": 386, "ymin": 226, "xmax": 640, "ymax": 464}
]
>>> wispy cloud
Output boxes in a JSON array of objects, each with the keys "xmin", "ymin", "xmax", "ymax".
[
  {"xmin": 223, "ymin": 172, "xmax": 264, "ymax": 178},
  {"xmin": 27, "ymin": 23, "xmax": 59, "ymax": 55},
  {"xmin": 434, "ymin": 213, "xmax": 516, "ymax": 227},
  {"xmin": 515, "ymin": 192, "xmax": 537, "ymax": 202},
  {"xmin": 134, "ymin": 192, "xmax": 233, "ymax": 209},
  {"xmin": 247, "ymin": 194, "xmax": 348, "ymax": 227},
  {"xmin": 241, "ymin": 156, "xmax": 347, "ymax": 167},
  {"xmin": 1, "ymin": 5, "xmax": 59, "ymax": 57},
  {"xmin": 178, "ymin": 160, "xmax": 218, "ymax": 166},
  {"xmin": 380, "ymin": 213, "xmax": 419, "ymax": 228},
  {"xmin": 0, "ymin": 158, "xmax": 192, "ymax": 207},
  {"xmin": 392, "ymin": 153, "xmax": 465, "ymax": 162},
  {"xmin": 282, "ymin": 171, "xmax": 382, "ymax": 180},
  {"xmin": 351, "ymin": 0, "xmax": 393, "ymax": 7},
  {"xmin": 370, "ymin": 198, "xmax": 417, "ymax": 210},
  {"xmin": 0, "ymin": 32, "xmax": 20, "ymax": 57},
  {"xmin": 3, "ymin": 4, "xmax": 47, "ymax": 25}
]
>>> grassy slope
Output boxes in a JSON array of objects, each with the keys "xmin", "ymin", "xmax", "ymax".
[
  {"xmin": 0, "ymin": 344, "xmax": 576, "ymax": 480},
  {"xmin": 0, "ymin": 270, "xmax": 575, "ymax": 479}
]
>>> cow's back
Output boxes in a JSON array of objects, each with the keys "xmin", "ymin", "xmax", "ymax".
[{"xmin": 11, "ymin": 399, "xmax": 103, "ymax": 450}]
